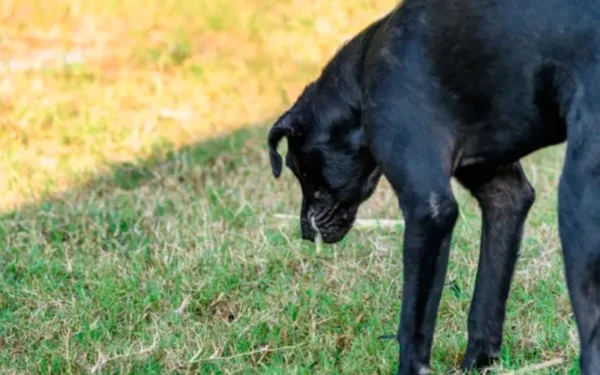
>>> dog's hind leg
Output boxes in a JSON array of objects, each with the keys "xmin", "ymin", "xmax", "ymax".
[
  {"xmin": 455, "ymin": 162, "xmax": 535, "ymax": 370},
  {"xmin": 559, "ymin": 63, "xmax": 600, "ymax": 374}
]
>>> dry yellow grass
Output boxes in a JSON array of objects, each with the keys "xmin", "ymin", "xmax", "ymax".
[{"xmin": 0, "ymin": 0, "xmax": 397, "ymax": 210}]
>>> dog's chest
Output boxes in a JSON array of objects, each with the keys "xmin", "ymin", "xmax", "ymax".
[
  {"xmin": 456, "ymin": 95, "xmax": 567, "ymax": 168},
  {"xmin": 444, "ymin": 58, "xmax": 567, "ymax": 168}
]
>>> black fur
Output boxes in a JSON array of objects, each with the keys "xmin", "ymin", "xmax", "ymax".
[{"xmin": 267, "ymin": 0, "xmax": 600, "ymax": 373}]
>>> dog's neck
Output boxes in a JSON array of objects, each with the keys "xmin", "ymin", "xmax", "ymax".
[{"xmin": 308, "ymin": 15, "xmax": 389, "ymax": 130}]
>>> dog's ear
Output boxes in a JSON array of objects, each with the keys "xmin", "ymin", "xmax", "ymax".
[{"xmin": 268, "ymin": 110, "xmax": 298, "ymax": 178}]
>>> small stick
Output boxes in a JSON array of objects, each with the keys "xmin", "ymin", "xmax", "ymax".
[
  {"xmin": 190, "ymin": 343, "xmax": 306, "ymax": 363},
  {"xmin": 353, "ymin": 218, "xmax": 404, "ymax": 230},
  {"xmin": 500, "ymin": 358, "xmax": 564, "ymax": 375},
  {"xmin": 174, "ymin": 295, "xmax": 191, "ymax": 316},
  {"xmin": 274, "ymin": 214, "xmax": 404, "ymax": 231}
]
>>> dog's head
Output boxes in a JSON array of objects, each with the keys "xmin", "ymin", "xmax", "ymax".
[{"xmin": 268, "ymin": 82, "xmax": 381, "ymax": 244}]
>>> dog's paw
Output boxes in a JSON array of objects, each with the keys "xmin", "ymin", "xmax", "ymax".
[
  {"xmin": 461, "ymin": 347, "xmax": 500, "ymax": 372},
  {"xmin": 395, "ymin": 365, "xmax": 431, "ymax": 375}
]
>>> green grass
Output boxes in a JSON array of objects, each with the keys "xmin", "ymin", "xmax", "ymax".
[
  {"xmin": 0, "ymin": 0, "xmax": 582, "ymax": 373},
  {"xmin": 0, "ymin": 127, "xmax": 580, "ymax": 374}
]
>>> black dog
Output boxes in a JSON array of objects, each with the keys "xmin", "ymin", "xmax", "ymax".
[{"xmin": 267, "ymin": 0, "xmax": 600, "ymax": 373}]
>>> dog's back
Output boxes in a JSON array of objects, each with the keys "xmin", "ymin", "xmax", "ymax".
[
  {"xmin": 427, "ymin": 0, "xmax": 600, "ymax": 102},
  {"xmin": 359, "ymin": 0, "xmax": 600, "ymax": 165}
]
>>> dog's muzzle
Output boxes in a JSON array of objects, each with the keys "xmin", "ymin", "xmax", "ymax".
[{"xmin": 300, "ymin": 205, "xmax": 355, "ymax": 244}]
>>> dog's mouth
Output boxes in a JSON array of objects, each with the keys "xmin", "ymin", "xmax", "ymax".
[
  {"xmin": 310, "ymin": 219, "xmax": 347, "ymax": 244},
  {"xmin": 304, "ymin": 208, "xmax": 355, "ymax": 244}
]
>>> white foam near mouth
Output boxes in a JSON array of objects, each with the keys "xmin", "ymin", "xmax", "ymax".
[{"xmin": 310, "ymin": 216, "xmax": 324, "ymax": 253}]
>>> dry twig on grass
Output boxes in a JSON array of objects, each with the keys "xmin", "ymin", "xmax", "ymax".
[
  {"xmin": 173, "ymin": 295, "xmax": 191, "ymax": 316},
  {"xmin": 189, "ymin": 343, "xmax": 306, "ymax": 364},
  {"xmin": 274, "ymin": 214, "xmax": 404, "ymax": 231},
  {"xmin": 499, "ymin": 358, "xmax": 564, "ymax": 375}
]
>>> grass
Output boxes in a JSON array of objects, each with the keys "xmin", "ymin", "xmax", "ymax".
[{"xmin": 0, "ymin": 0, "xmax": 581, "ymax": 374}]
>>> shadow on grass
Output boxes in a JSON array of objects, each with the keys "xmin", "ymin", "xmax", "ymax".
[
  {"xmin": 0, "ymin": 122, "xmax": 295, "ymax": 373},
  {"xmin": 0, "ymin": 122, "xmax": 276, "ymax": 263},
  {"xmin": 2, "ymin": 124, "xmax": 268, "ymax": 217}
]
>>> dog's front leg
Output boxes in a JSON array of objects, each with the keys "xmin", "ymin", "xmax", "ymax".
[
  {"xmin": 369, "ymin": 131, "xmax": 458, "ymax": 374},
  {"xmin": 396, "ymin": 189, "xmax": 458, "ymax": 375},
  {"xmin": 456, "ymin": 162, "xmax": 535, "ymax": 370}
]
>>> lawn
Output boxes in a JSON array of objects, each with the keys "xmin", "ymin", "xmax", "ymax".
[{"xmin": 0, "ymin": 0, "xmax": 580, "ymax": 374}]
